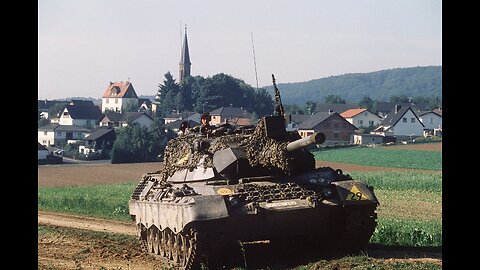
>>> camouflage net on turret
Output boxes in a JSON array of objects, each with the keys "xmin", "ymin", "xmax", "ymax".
[{"xmin": 159, "ymin": 119, "xmax": 293, "ymax": 181}]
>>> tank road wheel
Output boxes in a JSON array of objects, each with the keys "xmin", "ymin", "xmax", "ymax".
[
  {"xmin": 172, "ymin": 233, "xmax": 181, "ymax": 264},
  {"xmin": 160, "ymin": 229, "xmax": 168, "ymax": 257},
  {"xmin": 177, "ymin": 233, "xmax": 188, "ymax": 266},
  {"xmin": 165, "ymin": 229, "xmax": 174, "ymax": 260},
  {"xmin": 152, "ymin": 228, "xmax": 161, "ymax": 255},
  {"xmin": 147, "ymin": 227, "xmax": 155, "ymax": 253}
]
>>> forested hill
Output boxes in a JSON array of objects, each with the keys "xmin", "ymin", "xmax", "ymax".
[{"xmin": 264, "ymin": 66, "xmax": 442, "ymax": 105}]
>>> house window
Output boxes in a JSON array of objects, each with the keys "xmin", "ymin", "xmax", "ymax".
[
  {"xmin": 106, "ymin": 98, "xmax": 109, "ymax": 104},
  {"xmin": 411, "ymin": 118, "xmax": 415, "ymax": 123},
  {"xmin": 358, "ymin": 120, "xmax": 363, "ymax": 125},
  {"xmin": 56, "ymin": 131, "xmax": 61, "ymax": 136},
  {"xmin": 430, "ymin": 117, "xmax": 433, "ymax": 124},
  {"xmin": 63, "ymin": 112, "xmax": 69, "ymax": 117},
  {"xmin": 44, "ymin": 131, "xmax": 47, "ymax": 135},
  {"xmin": 334, "ymin": 132, "xmax": 339, "ymax": 138},
  {"xmin": 369, "ymin": 121, "xmax": 374, "ymax": 126},
  {"xmin": 403, "ymin": 117, "xmax": 407, "ymax": 123},
  {"xmin": 334, "ymin": 123, "xmax": 338, "ymax": 128},
  {"xmin": 87, "ymin": 120, "xmax": 91, "ymax": 125},
  {"xmin": 115, "ymin": 98, "xmax": 118, "ymax": 104}
]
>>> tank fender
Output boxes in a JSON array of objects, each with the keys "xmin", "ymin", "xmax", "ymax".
[
  {"xmin": 130, "ymin": 195, "xmax": 229, "ymax": 233},
  {"xmin": 332, "ymin": 180, "xmax": 379, "ymax": 206}
]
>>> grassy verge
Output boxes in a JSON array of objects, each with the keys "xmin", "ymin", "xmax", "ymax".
[{"xmin": 38, "ymin": 182, "xmax": 137, "ymax": 221}]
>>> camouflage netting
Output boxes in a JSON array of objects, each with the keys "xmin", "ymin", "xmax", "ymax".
[{"xmin": 159, "ymin": 119, "xmax": 293, "ymax": 181}]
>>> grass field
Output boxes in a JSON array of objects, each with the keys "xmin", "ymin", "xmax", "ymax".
[{"xmin": 313, "ymin": 146, "xmax": 442, "ymax": 171}]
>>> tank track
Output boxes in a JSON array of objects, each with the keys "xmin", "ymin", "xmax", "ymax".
[{"xmin": 139, "ymin": 224, "xmax": 210, "ymax": 270}]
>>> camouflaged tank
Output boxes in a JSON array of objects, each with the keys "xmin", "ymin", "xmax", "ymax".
[{"xmin": 128, "ymin": 75, "xmax": 379, "ymax": 269}]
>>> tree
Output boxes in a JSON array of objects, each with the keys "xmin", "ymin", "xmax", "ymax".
[
  {"xmin": 304, "ymin": 101, "xmax": 317, "ymax": 115},
  {"xmin": 154, "ymin": 72, "xmax": 181, "ymax": 117},
  {"xmin": 389, "ymin": 95, "xmax": 409, "ymax": 104},
  {"xmin": 111, "ymin": 123, "xmax": 158, "ymax": 163},
  {"xmin": 325, "ymin": 94, "xmax": 345, "ymax": 104}
]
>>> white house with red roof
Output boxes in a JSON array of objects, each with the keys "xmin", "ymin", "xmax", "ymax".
[
  {"xmin": 340, "ymin": 108, "xmax": 382, "ymax": 129},
  {"xmin": 101, "ymin": 81, "xmax": 139, "ymax": 113}
]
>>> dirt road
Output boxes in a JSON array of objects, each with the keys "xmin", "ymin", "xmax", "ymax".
[{"xmin": 38, "ymin": 211, "xmax": 441, "ymax": 270}]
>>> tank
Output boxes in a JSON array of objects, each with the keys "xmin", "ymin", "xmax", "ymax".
[{"xmin": 128, "ymin": 75, "xmax": 379, "ymax": 269}]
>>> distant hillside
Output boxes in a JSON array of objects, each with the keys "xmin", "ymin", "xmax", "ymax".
[{"xmin": 264, "ymin": 66, "xmax": 442, "ymax": 105}]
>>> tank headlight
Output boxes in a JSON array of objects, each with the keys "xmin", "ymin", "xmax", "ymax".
[{"xmin": 322, "ymin": 187, "xmax": 333, "ymax": 198}]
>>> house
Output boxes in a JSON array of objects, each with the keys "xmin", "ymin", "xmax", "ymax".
[
  {"xmin": 38, "ymin": 124, "xmax": 91, "ymax": 147},
  {"xmin": 119, "ymin": 112, "xmax": 154, "ymax": 130},
  {"xmin": 163, "ymin": 119, "xmax": 199, "ymax": 134},
  {"xmin": 418, "ymin": 110, "xmax": 442, "ymax": 130},
  {"xmin": 38, "ymin": 99, "xmax": 57, "ymax": 119},
  {"xmin": 340, "ymin": 108, "xmax": 382, "ymax": 129},
  {"xmin": 297, "ymin": 112, "xmax": 358, "ymax": 145},
  {"xmin": 58, "ymin": 105, "xmax": 103, "ymax": 127},
  {"xmin": 78, "ymin": 126, "xmax": 116, "ymax": 155},
  {"xmin": 372, "ymin": 105, "xmax": 425, "ymax": 140},
  {"xmin": 353, "ymin": 134, "xmax": 385, "ymax": 145},
  {"xmin": 137, "ymin": 98, "xmax": 152, "ymax": 113},
  {"xmin": 69, "ymin": 99, "xmax": 96, "ymax": 107},
  {"xmin": 375, "ymin": 102, "xmax": 430, "ymax": 119},
  {"xmin": 285, "ymin": 114, "xmax": 312, "ymax": 131},
  {"xmin": 163, "ymin": 111, "xmax": 199, "ymax": 124},
  {"xmin": 314, "ymin": 103, "xmax": 358, "ymax": 114},
  {"xmin": 99, "ymin": 112, "xmax": 123, "ymax": 127},
  {"xmin": 38, "ymin": 142, "xmax": 49, "ymax": 159},
  {"xmin": 101, "ymin": 81, "xmax": 139, "ymax": 113},
  {"xmin": 209, "ymin": 107, "xmax": 253, "ymax": 126}
]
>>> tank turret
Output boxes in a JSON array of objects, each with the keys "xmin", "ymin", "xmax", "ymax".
[{"xmin": 128, "ymin": 75, "xmax": 379, "ymax": 270}]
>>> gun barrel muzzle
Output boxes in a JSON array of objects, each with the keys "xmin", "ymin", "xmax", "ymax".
[{"xmin": 286, "ymin": 132, "xmax": 326, "ymax": 152}]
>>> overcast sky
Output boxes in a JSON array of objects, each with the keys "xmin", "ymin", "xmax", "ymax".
[{"xmin": 38, "ymin": 0, "xmax": 442, "ymax": 100}]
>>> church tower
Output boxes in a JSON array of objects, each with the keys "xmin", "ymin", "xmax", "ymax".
[{"xmin": 179, "ymin": 26, "xmax": 191, "ymax": 84}]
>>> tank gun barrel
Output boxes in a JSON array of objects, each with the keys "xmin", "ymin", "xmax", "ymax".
[{"xmin": 286, "ymin": 132, "xmax": 326, "ymax": 152}]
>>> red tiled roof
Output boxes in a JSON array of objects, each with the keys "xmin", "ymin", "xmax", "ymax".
[
  {"xmin": 340, "ymin": 108, "xmax": 367, "ymax": 118},
  {"xmin": 101, "ymin": 81, "xmax": 138, "ymax": 98}
]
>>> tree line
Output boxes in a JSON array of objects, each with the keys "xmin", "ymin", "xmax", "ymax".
[{"xmin": 153, "ymin": 72, "xmax": 274, "ymax": 118}]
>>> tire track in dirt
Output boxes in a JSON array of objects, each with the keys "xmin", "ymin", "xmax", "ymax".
[{"xmin": 38, "ymin": 211, "xmax": 136, "ymax": 236}]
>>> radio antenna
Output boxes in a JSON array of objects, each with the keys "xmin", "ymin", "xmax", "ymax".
[{"xmin": 251, "ymin": 32, "xmax": 259, "ymax": 91}]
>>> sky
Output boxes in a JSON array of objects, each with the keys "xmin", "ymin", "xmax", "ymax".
[{"xmin": 38, "ymin": 0, "xmax": 442, "ymax": 100}]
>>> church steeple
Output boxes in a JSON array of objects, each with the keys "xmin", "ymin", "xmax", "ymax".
[{"xmin": 179, "ymin": 26, "xmax": 191, "ymax": 84}]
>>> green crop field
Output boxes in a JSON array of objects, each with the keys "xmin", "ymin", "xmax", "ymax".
[{"xmin": 313, "ymin": 147, "xmax": 442, "ymax": 171}]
